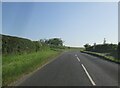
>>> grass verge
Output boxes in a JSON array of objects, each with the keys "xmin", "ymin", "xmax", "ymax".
[
  {"xmin": 2, "ymin": 49, "xmax": 61, "ymax": 86},
  {"xmin": 80, "ymin": 50, "xmax": 120, "ymax": 64}
]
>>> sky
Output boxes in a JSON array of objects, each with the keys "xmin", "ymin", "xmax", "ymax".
[
  {"xmin": 2, "ymin": 2, "xmax": 118, "ymax": 47},
  {"xmin": 1, "ymin": 0, "xmax": 119, "ymax": 2},
  {"xmin": 118, "ymin": 2, "xmax": 120, "ymax": 42},
  {"xmin": 0, "ymin": 2, "xmax": 1, "ymax": 34}
]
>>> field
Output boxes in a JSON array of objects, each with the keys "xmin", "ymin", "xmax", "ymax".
[{"xmin": 2, "ymin": 48, "xmax": 62, "ymax": 86}]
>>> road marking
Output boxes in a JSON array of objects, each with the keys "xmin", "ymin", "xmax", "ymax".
[
  {"xmin": 77, "ymin": 57, "xmax": 80, "ymax": 62},
  {"xmin": 75, "ymin": 54, "xmax": 77, "ymax": 57},
  {"xmin": 81, "ymin": 64, "xmax": 96, "ymax": 86}
]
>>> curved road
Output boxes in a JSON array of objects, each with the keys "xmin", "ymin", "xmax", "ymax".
[{"xmin": 17, "ymin": 51, "xmax": 118, "ymax": 86}]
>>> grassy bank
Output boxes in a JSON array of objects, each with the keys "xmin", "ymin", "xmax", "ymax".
[
  {"xmin": 2, "ymin": 49, "xmax": 61, "ymax": 86},
  {"xmin": 81, "ymin": 50, "xmax": 120, "ymax": 63}
]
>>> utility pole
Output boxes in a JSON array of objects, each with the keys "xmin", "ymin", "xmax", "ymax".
[
  {"xmin": 103, "ymin": 38, "xmax": 106, "ymax": 44},
  {"xmin": 93, "ymin": 43, "xmax": 96, "ymax": 50}
]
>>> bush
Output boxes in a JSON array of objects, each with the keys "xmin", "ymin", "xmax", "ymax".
[
  {"xmin": 84, "ymin": 43, "xmax": 117, "ymax": 53},
  {"xmin": 2, "ymin": 35, "xmax": 36, "ymax": 54},
  {"xmin": 2, "ymin": 34, "xmax": 64, "ymax": 55}
]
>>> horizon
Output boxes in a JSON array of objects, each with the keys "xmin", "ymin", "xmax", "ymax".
[
  {"xmin": 2, "ymin": 2, "xmax": 118, "ymax": 47},
  {"xmin": 2, "ymin": 34, "xmax": 118, "ymax": 48}
]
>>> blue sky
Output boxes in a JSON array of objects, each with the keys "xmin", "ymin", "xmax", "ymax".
[
  {"xmin": 2, "ymin": 2, "xmax": 118, "ymax": 47},
  {"xmin": 0, "ymin": 2, "xmax": 1, "ymax": 34}
]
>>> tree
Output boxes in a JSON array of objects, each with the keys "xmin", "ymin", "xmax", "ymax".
[
  {"xmin": 84, "ymin": 43, "xmax": 90, "ymax": 48},
  {"xmin": 33, "ymin": 41, "xmax": 40, "ymax": 52},
  {"xmin": 39, "ymin": 39, "xmax": 45, "ymax": 44},
  {"xmin": 118, "ymin": 42, "xmax": 120, "ymax": 59},
  {"xmin": 47, "ymin": 38, "xmax": 63, "ymax": 46}
]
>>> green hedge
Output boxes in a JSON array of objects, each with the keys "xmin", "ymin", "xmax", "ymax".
[
  {"xmin": 2, "ymin": 34, "xmax": 37, "ymax": 54},
  {"xmin": 85, "ymin": 44, "xmax": 117, "ymax": 53}
]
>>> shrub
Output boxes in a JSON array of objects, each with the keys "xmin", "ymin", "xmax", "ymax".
[{"xmin": 2, "ymin": 35, "xmax": 36, "ymax": 54}]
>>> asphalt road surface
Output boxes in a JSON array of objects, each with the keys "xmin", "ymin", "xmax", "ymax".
[{"xmin": 18, "ymin": 51, "xmax": 119, "ymax": 86}]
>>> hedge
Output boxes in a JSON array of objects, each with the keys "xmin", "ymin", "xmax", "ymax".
[{"xmin": 2, "ymin": 34, "xmax": 37, "ymax": 54}]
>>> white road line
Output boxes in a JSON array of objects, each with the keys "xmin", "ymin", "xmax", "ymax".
[
  {"xmin": 77, "ymin": 57, "xmax": 80, "ymax": 62},
  {"xmin": 81, "ymin": 64, "xmax": 96, "ymax": 86},
  {"xmin": 75, "ymin": 54, "xmax": 77, "ymax": 57}
]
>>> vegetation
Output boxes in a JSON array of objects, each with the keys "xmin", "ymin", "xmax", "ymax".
[
  {"xmin": 83, "ymin": 42, "xmax": 119, "ymax": 63},
  {"xmin": 45, "ymin": 38, "xmax": 63, "ymax": 46},
  {"xmin": 2, "ymin": 34, "xmax": 67, "ymax": 86},
  {"xmin": 81, "ymin": 50, "xmax": 119, "ymax": 63},
  {"xmin": 2, "ymin": 35, "xmax": 36, "ymax": 55},
  {"xmin": 118, "ymin": 42, "xmax": 120, "ymax": 59},
  {"xmin": 3, "ymin": 49, "xmax": 61, "ymax": 86},
  {"xmin": 3, "ymin": 34, "xmax": 118, "ymax": 86},
  {"xmin": 2, "ymin": 35, "xmax": 64, "ymax": 55},
  {"xmin": 84, "ymin": 43, "xmax": 117, "ymax": 53}
]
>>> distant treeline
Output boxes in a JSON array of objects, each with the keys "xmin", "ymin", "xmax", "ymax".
[
  {"xmin": 2, "ymin": 34, "xmax": 64, "ymax": 55},
  {"xmin": 84, "ymin": 43, "xmax": 119, "ymax": 59}
]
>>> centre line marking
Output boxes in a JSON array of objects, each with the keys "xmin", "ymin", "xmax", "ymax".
[
  {"xmin": 81, "ymin": 64, "xmax": 96, "ymax": 86},
  {"xmin": 75, "ymin": 54, "xmax": 77, "ymax": 57},
  {"xmin": 77, "ymin": 57, "xmax": 80, "ymax": 62}
]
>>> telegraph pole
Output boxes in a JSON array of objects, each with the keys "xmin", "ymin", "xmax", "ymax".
[{"xmin": 103, "ymin": 38, "xmax": 106, "ymax": 44}]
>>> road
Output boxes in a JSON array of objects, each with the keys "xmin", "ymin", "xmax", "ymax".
[{"xmin": 17, "ymin": 51, "xmax": 119, "ymax": 86}]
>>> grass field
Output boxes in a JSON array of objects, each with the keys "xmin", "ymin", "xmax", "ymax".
[{"xmin": 2, "ymin": 48, "xmax": 61, "ymax": 86}]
